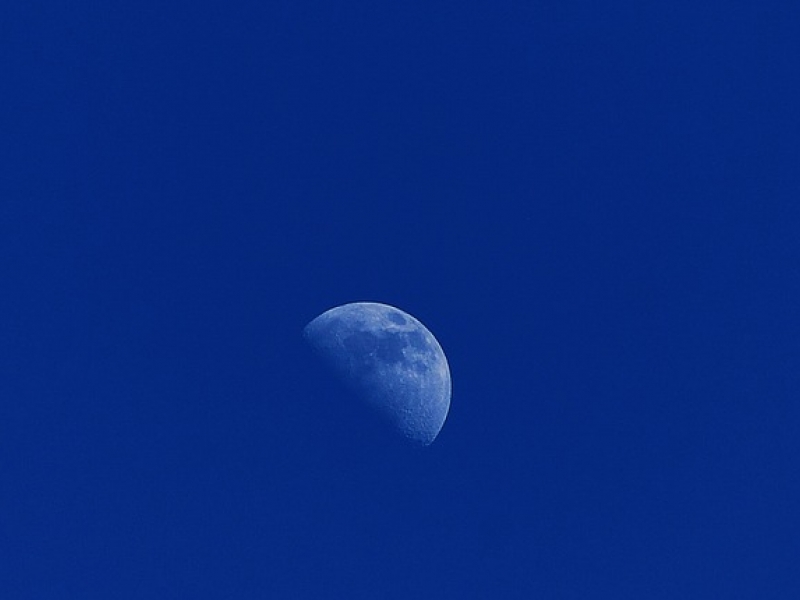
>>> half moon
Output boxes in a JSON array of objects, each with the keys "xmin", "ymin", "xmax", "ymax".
[{"xmin": 303, "ymin": 302, "xmax": 451, "ymax": 446}]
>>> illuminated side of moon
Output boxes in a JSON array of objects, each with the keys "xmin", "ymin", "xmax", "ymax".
[{"xmin": 303, "ymin": 302, "xmax": 451, "ymax": 446}]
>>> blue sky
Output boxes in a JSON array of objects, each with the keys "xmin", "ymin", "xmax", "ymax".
[{"xmin": 2, "ymin": 1, "xmax": 799, "ymax": 597}]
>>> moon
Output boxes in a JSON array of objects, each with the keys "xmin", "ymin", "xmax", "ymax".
[{"xmin": 303, "ymin": 302, "xmax": 451, "ymax": 446}]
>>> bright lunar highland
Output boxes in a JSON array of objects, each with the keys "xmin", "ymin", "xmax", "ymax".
[{"xmin": 304, "ymin": 302, "xmax": 451, "ymax": 446}]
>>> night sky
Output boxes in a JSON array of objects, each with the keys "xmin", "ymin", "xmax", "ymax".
[{"xmin": 2, "ymin": 1, "xmax": 799, "ymax": 598}]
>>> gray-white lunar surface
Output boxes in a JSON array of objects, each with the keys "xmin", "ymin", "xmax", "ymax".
[{"xmin": 304, "ymin": 302, "xmax": 451, "ymax": 446}]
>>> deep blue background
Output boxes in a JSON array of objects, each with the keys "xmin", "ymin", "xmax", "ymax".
[{"xmin": 2, "ymin": 1, "xmax": 799, "ymax": 597}]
